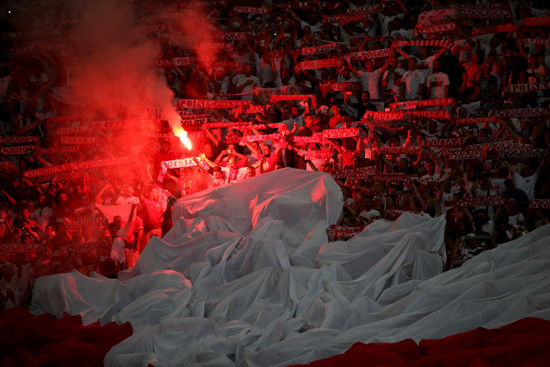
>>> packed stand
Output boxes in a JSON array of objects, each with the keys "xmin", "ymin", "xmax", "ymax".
[{"xmin": 1, "ymin": 0, "xmax": 550, "ymax": 310}]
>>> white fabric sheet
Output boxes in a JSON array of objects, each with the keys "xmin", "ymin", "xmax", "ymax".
[{"xmin": 29, "ymin": 168, "xmax": 550, "ymax": 367}]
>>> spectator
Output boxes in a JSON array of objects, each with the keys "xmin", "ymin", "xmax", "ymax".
[
  {"xmin": 138, "ymin": 184, "xmax": 165, "ymax": 251},
  {"xmin": 401, "ymin": 58, "xmax": 425, "ymax": 101},
  {"xmin": 426, "ymin": 60, "xmax": 450, "ymax": 99}
]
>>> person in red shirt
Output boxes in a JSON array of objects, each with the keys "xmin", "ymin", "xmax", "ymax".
[{"xmin": 138, "ymin": 184, "xmax": 163, "ymax": 252}]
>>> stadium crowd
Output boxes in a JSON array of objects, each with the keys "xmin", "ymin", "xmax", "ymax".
[{"xmin": 1, "ymin": 0, "xmax": 550, "ymax": 311}]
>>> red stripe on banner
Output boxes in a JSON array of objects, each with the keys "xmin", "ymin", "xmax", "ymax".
[
  {"xmin": 294, "ymin": 57, "xmax": 340, "ymax": 71},
  {"xmin": 23, "ymin": 157, "xmax": 130, "ymax": 178},
  {"xmin": 523, "ymin": 16, "xmax": 550, "ymax": 26},
  {"xmin": 414, "ymin": 22, "xmax": 456, "ymax": 35},
  {"xmin": 301, "ymin": 42, "xmax": 340, "ymax": 56},
  {"xmin": 456, "ymin": 117, "xmax": 501, "ymax": 125},
  {"xmin": 232, "ymin": 6, "xmax": 270, "ymax": 15},
  {"xmin": 323, "ymin": 128, "xmax": 359, "ymax": 139},
  {"xmin": 0, "ymin": 136, "xmax": 40, "ymax": 144},
  {"xmin": 347, "ymin": 48, "xmax": 392, "ymax": 61},
  {"xmin": 333, "ymin": 166, "xmax": 377, "ymax": 179},
  {"xmin": 495, "ymin": 108, "xmax": 550, "ymax": 118},
  {"xmin": 472, "ymin": 23, "xmax": 518, "ymax": 36},
  {"xmin": 178, "ymin": 99, "xmax": 250, "ymax": 109},
  {"xmin": 529, "ymin": 199, "xmax": 550, "ymax": 209},
  {"xmin": 457, "ymin": 196, "xmax": 505, "ymax": 207}
]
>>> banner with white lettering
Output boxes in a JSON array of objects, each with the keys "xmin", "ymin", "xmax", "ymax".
[
  {"xmin": 253, "ymin": 85, "xmax": 301, "ymax": 105},
  {"xmin": 178, "ymin": 99, "xmax": 250, "ymax": 109},
  {"xmin": 0, "ymin": 243, "xmax": 42, "ymax": 254},
  {"xmin": 300, "ymin": 42, "xmax": 340, "ymax": 56},
  {"xmin": 37, "ymin": 146, "xmax": 81, "ymax": 154},
  {"xmin": 406, "ymin": 110, "xmax": 451, "ymax": 120},
  {"xmin": 0, "ymin": 136, "xmax": 40, "ymax": 144},
  {"xmin": 422, "ymin": 137, "xmax": 468, "ymax": 147},
  {"xmin": 270, "ymin": 94, "xmax": 312, "ymax": 103},
  {"xmin": 390, "ymin": 98, "xmax": 455, "ymax": 110},
  {"xmin": 303, "ymin": 149, "xmax": 333, "ymax": 160},
  {"xmin": 521, "ymin": 38, "xmax": 550, "ymax": 45},
  {"xmin": 157, "ymin": 157, "xmax": 199, "ymax": 181},
  {"xmin": 529, "ymin": 199, "xmax": 550, "ymax": 209},
  {"xmin": 323, "ymin": 128, "xmax": 359, "ymax": 139},
  {"xmin": 379, "ymin": 146, "xmax": 422, "ymax": 155},
  {"xmin": 345, "ymin": 4, "xmax": 381, "ymax": 15},
  {"xmin": 241, "ymin": 133, "xmax": 282, "ymax": 143},
  {"xmin": 23, "ymin": 157, "xmax": 130, "ymax": 178},
  {"xmin": 507, "ymin": 82, "xmax": 550, "ymax": 94},
  {"xmin": 153, "ymin": 56, "xmax": 197, "ymax": 67},
  {"xmin": 332, "ymin": 166, "xmax": 377, "ymax": 179},
  {"xmin": 60, "ymin": 136, "xmax": 96, "ymax": 145},
  {"xmin": 370, "ymin": 173, "xmax": 415, "ymax": 182},
  {"xmin": 494, "ymin": 108, "xmax": 549, "ymax": 118},
  {"xmin": 347, "ymin": 48, "xmax": 392, "ymax": 61},
  {"xmin": 211, "ymin": 31, "xmax": 248, "ymax": 42},
  {"xmin": 457, "ymin": 196, "xmax": 505, "ymax": 207},
  {"xmin": 472, "ymin": 24, "xmax": 518, "ymax": 36},
  {"xmin": 414, "ymin": 22, "xmax": 456, "ymax": 35},
  {"xmin": 362, "ymin": 111, "xmax": 405, "ymax": 121},
  {"xmin": 1, "ymin": 145, "xmax": 35, "ymax": 155},
  {"xmin": 500, "ymin": 149, "xmax": 546, "ymax": 159},
  {"xmin": 323, "ymin": 13, "xmax": 369, "ymax": 26},
  {"xmin": 393, "ymin": 40, "xmax": 450, "ymax": 48},
  {"xmin": 294, "ymin": 57, "xmax": 340, "ymax": 71},
  {"xmin": 292, "ymin": 133, "xmax": 327, "ymax": 144},
  {"xmin": 446, "ymin": 149, "xmax": 482, "ymax": 160},
  {"xmin": 232, "ymin": 6, "xmax": 270, "ymax": 15},
  {"xmin": 456, "ymin": 117, "xmax": 501, "ymax": 125},
  {"xmin": 522, "ymin": 16, "xmax": 550, "ymax": 26}
]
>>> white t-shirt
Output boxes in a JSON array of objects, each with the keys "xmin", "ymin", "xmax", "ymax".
[
  {"xmin": 357, "ymin": 68, "xmax": 384, "ymax": 100},
  {"xmin": 221, "ymin": 166, "xmax": 249, "ymax": 184},
  {"xmin": 401, "ymin": 69, "xmax": 425, "ymax": 100},
  {"xmin": 427, "ymin": 72, "xmax": 450, "ymax": 99},
  {"xmin": 513, "ymin": 171, "xmax": 538, "ymax": 200}
]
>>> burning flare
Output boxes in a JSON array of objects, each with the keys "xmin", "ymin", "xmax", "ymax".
[{"xmin": 173, "ymin": 127, "xmax": 192, "ymax": 150}]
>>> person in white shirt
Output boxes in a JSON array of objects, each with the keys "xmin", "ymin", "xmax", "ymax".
[
  {"xmin": 401, "ymin": 58, "xmax": 425, "ymax": 100},
  {"xmin": 427, "ymin": 60, "xmax": 450, "ymax": 99},
  {"xmin": 231, "ymin": 63, "xmax": 261, "ymax": 101},
  {"xmin": 503, "ymin": 158, "xmax": 546, "ymax": 201},
  {"xmin": 346, "ymin": 52, "xmax": 393, "ymax": 102}
]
